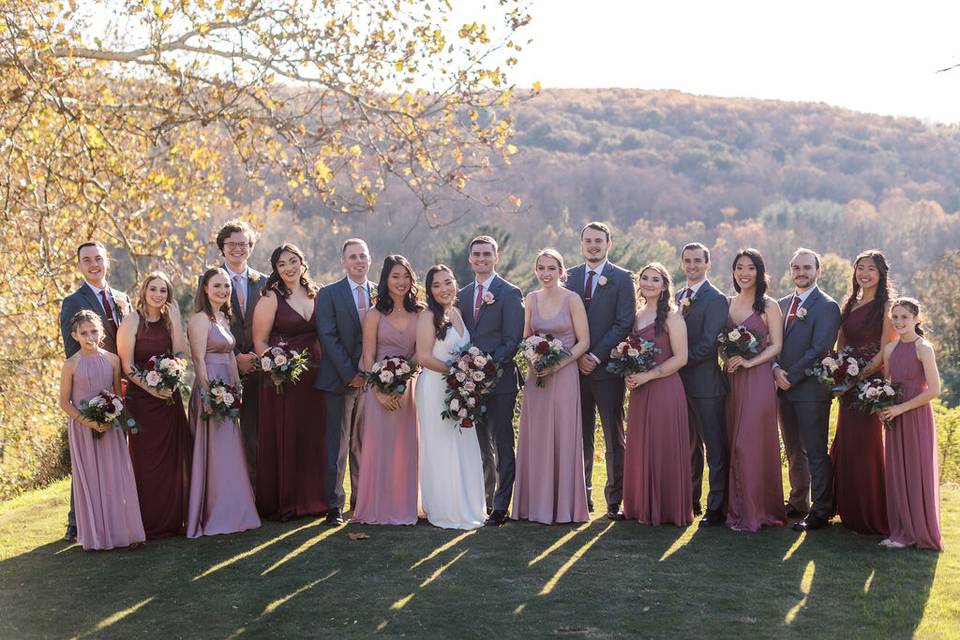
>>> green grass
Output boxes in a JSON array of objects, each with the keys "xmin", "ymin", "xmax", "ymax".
[{"xmin": 2, "ymin": 476, "xmax": 959, "ymax": 639}]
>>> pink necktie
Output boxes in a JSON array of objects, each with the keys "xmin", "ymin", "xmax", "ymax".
[
  {"xmin": 233, "ymin": 274, "xmax": 245, "ymax": 317},
  {"xmin": 357, "ymin": 285, "xmax": 367, "ymax": 323}
]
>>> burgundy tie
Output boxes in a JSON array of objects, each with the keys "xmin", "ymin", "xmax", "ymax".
[
  {"xmin": 100, "ymin": 289, "xmax": 118, "ymax": 333},
  {"xmin": 785, "ymin": 295, "xmax": 801, "ymax": 328},
  {"xmin": 474, "ymin": 284, "xmax": 484, "ymax": 322},
  {"xmin": 584, "ymin": 271, "xmax": 596, "ymax": 309}
]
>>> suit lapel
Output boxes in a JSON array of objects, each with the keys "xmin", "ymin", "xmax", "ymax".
[
  {"xmin": 584, "ymin": 262, "xmax": 614, "ymax": 316},
  {"xmin": 784, "ymin": 288, "xmax": 822, "ymax": 339},
  {"xmin": 81, "ymin": 284, "xmax": 114, "ymax": 335},
  {"xmin": 474, "ymin": 277, "xmax": 502, "ymax": 325},
  {"xmin": 341, "ymin": 277, "xmax": 362, "ymax": 330},
  {"xmin": 245, "ymin": 270, "xmax": 263, "ymax": 319},
  {"xmin": 567, "ymin": 264, "xmax": 585, "ymax": 297},
  {"xmin": 462, "ymin": 283, "xmax": 476, "ymax": 333}
]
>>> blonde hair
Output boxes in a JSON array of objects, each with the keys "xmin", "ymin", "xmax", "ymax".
[
  {"xmin": 69, "ymin": 310, "xmax": 105, "ymax": 346},
  {"xmin": 535, "ymin": 248, "xmax": 567, "ymax": 282}
]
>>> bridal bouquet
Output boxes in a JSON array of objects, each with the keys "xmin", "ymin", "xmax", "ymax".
[
  {"xmin": 363, "ymin": 356, "xmax": 416, "ymax": 396},
  {"xmin": 130, "ymin": 352, "xmax": 188, "ymax": 403},
  {"xmin": 717, "ymin": 325, "xmax": 761, "ymax": 358},
  {"xmin": 606, "ymin": 335, "xmax": 659, "ymax": 376},
  {"xmin": 79, "ymin": 390, "xmax": 139, "ymax": 440},
  {"xmin": 442, "ymin": 345, "xmax": 503, "ymax": 430},
  {"xmin": 257, "ymin": 344, "xmax": 311, "ymax": 393},
  {"xmin": 807, "ymin": 347, "xmax": 865, "ymax": 395},
  {"xmin": 521, "ymin": 333, "xmax": 570, "ymax": 387},
  {"xmin": 851, "ymin": 378, "xmax": 901, "ymax": 427},
  {"xmin": 202, "ymin": 379, "xmax": 242, "ymax": 420}
]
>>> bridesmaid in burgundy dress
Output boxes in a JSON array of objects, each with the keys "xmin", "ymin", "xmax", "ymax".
[
  {"xmin": 830, "ymin": 250, "xmax": 896, "ymax": 535},
  {"xmin": 622, "ymin": 262, "xmax": 691, "ymax": 527},
  {"xmin": 117, "ymin": 272, "xmax": 192, "ymax": 538},
  {"xmin": 512, "ymin": 249, "xmax": 590, "ymax": 525},
  {"xmin": 723, "ymin": 249, "xmax": 786, "ymax": 532},
  {"xmin": 252, "ymin": 244, "xmax": 327, "ymax": 520},
  {"xmin": 878, "ymin": 298, "xmax": 943, "ymax": 551},
  {"xmin": 353, "ymin": 255, "xmax": 423, "ymax": 525}
]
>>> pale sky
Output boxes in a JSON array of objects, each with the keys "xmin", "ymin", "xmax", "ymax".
[{"xmin": 509, "ymin": 0, "xmax": 960, "ymax": 124}]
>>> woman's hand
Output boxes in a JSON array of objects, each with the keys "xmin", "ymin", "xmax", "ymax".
[
  {"xmin": 535, "ymin": 364, "xmax": 559, "ymax": 380},
  {"xmin": 726, "ymin": 355, "xmax": 744, "ymax": 373},
  {"xmin": 149, "ymin": 387, "xmax": 174, "ymax": 401},
  {"xmin": 375, "ymin": 389, "xmax": 399, "ymax": 412},
  {"xmin": 878, "ymin": 404, "xmax": 905, "ymax": 423},
  {"xmin": 625, "ymin": 372, "xmax": 651, "ymax": 390}
]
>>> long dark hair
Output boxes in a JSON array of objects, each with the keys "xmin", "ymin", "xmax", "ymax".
[
  {"xmin": 841, "ymin": 250, "xmax": 891, "ymax": 327},
  {"xmin": 194, "ymin": 268, "xmax": 233, "ymax": 322},
  {"xmin": 732, "ymin": 248, "xmax": 768, "ymax": 315},
  {"xmin": 425, "ymin": 264, "xmax": 456, "ymax": 340},
  {"xmin": 891, "ymin": 297, "xmax": 925, "ymax": 337},
  {"xmin": 263, "ymin": 243, "xmax": 320, "ymax": 299},
  {"xmin": 374, "ymin": 255, "xmax": 422, "ymax": 314},
  {"xmin": 637, "ymin": 262, "xmax": 674, "ymax": 336}
]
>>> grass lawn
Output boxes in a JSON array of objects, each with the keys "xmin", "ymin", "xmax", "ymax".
[{"xmin": 1, "ymin": 474, "xmax": 959, "ymax": 639}]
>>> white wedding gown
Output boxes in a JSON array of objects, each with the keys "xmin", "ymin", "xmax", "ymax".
[{"xmin": 416, "ymin": 322, "xmax": 487, "ymax": 530}]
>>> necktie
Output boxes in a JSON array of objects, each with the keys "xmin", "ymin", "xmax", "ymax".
[
  {"xmin": 233, "ymin": 274, "xmax": 245, "ymax": 317},
  {"xmin": 474, "ymin": 284, "xmax": 484, "ymax": 322},
  {"xmin": 100, "ymin": 289, "xmax": 118, "ymax": 333},
  {"xmin": 785, "ymin": 295, "xmax": 801, "ymax": 328},
  {"xmin": 681, "ymin": 287, "xmax": 693, "ymax": 315},
  {"xmin": 356, "ymin": 285, "xmax": 368, "ymax": 323},
  {"xmin": 584, "ymin": 270, "xmax": 596, "ymax": 308},
  {"xmin": 684, "ymin": 287, "xmax": 693, "ymax": 300}
]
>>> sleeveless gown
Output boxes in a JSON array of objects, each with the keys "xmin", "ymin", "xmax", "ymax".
[
  {"xmin": 256, "ymin": 296, "xmax": 327, "ymax": 520},
  {"xmin": 830, "ymin": 303, "xmax": 888, "ymax": 535},
  {"xmin": 353, "ymin": 314, "xmax": 420, "ymax": 525},
  {"xmin": 186, "ymin": 321, "xmax": 261, "ymax": 537},
  {"xmin": 126, "ymin": 316, "xmax": 192, "ymax": 539},
  {"xmin": 416, "ymin": 321, "xmax": 486, "ymax": 530},
  {"xmin": 68, "ymin": 351, "xmax": 145, "ymax": 550},
  {"xmin": 623, "ymin": 322, "xmax": 693, "ymax": 526},
  {"xmin": 723, "ymin": 312, "xmax": 786, "ymax": 531},
  {"xmin": 511, "ymin": 292, "xmax": 589, "ymax": 524},
  {"xmin": 885, "ymin": 340, "xmax": 942, "ymax": 550}
]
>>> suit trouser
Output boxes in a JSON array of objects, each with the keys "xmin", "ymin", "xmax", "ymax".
[
  {"xmin": 476, "ymin": 391, "xmax": 518, "ymax": 512},
  {"xmin": 688, "ymin": 395, "xmax": 728, "ymax": 513},
  {"xmin": 323, "ymin": 387, "xmax": 365, "ymax": 511},
  {"xmin": 580, "ymin": 375, "xmax": 625, "ymax": 507},
  {"xmin": 239, "ymin": 373, "xmax": 260, "ymax": 485},
  {"xmin": 779, "ymin": 397, "xmax": 833, "ymax": 518}
]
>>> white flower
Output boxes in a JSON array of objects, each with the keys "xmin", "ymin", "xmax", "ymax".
[
  {"xmin": 466, "ymin": 397, "xmax": 476, "ymax": 407},
  {"xmin": 846, "ymin": 362, "xmax": 860, "ymax": 376},
  {"xmin": 211, "ymin": 386, "xmax": 225, "ymax": 397},
  {"xmin": 450, "ymin": 398, "xmax": 460, "ymax": 411},
  {"xmin": 260, "ymin": 357, "xmax": 274, "ymax": 371},
  {"xmin": 463, "ymin": 381, "xmax": 477, "ymax": 392},
  {"xmin": 457, "ymin": 408, "xmax": 468, "ymax": 418},
  {"xmin": 468, "ymin": 346, "xmax": 481, "ymax": 356},
  {"xmin": 399, "ymin": 362, "xmax": 411, "ymax": 374},
  {"xmin": 222, "ymin": 392, "xmax": 235, "ymax": 405},
  {"xmin": 796, "ymin": 308, "xmax": 808, "ymax": 320},
  {"xmin": 481, "ymin": 291, "xmax": 495, "ymax": 305},
  {"xmin": 883, "ymin": 385, "xmax": 895, "ymax": 396},
  {"xmin": 112, "ymin": 398, "xmax": 124, "ymax": 412},
  {"xmin": 627, "ymin": 348, "xmax": 639, "ymax": 357},
  {"xmin": 91, "ymin": 396, "xmax": 106, "ymax": 407},
  {"xmin": 455, "ymin": 371, "xmax": 467, "ymax": 382},
  {"xmin": 727, "ymin": 329, "xmax": 741, "ymax": 341},
  {"xmin": 471, "ymin": 371, "xmax": 485, "ymax": 381},
  {"xmin": 597, "ymin": 275, "xmax": 608, "ymax": 287},
  {"xmin": 274, "ymin": 354, "xmax": 288, "ymax": 366},
  {"xmin": 379, "ymin": 370, "xmax": 394, "ymax": 383},
  {"xmin": 866, "ymin": 386, "xmax": 880, "ymax": 398},
  {"xmin": 524, "ymin": 348, "xmax": 536, "ymax": 360},
  {"xmin": 474, "ymin": 355, "xmax": 488, "ymax": 367},
  {"xmin": 145, "ymin": 370, "xmax": 162, "ymax": 386},
  {"xmin": 371, "ymin": 362, "xmax": 382, "ymax": 372},
  {"xmin": 821, "ymin": 357, "xmax": 837, "ymax": 370}
]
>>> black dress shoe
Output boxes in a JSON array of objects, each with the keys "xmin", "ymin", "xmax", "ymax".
[
  {"xmin": 693, "ymin": 503, "xmax": 703, "ymax": 517},
  {"xmin": 324, "ymin": 509, "xmax": 344, "ymax": 526},
  {"xmin": 606, "ymin": 505, "xmax": 625, "ymax": 521},
  {"xmin": 64, "ymin": 525, "xmax": 77, "ymax": 542},
  {"xmin": 698, "ymin": 510, "xmax": 724, "ymax": 528},
  {"xmin": 792, "ymin": 514, "xmax": 829, "ymax": 532},
  {"xmin": 485, "ymin": 509, "xmax": 508, "ymax": 527},
  {"xmin": 587, "ymin": 498, "xmax": 595, "ymax": 513},
  {"xmin": 784, "ymin": 502, "xmax": 808, "ymax": 519}
]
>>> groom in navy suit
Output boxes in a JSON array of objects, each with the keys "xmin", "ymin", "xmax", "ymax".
[
  {"xmin": 316, "ymin": 238, "xmax": 375, "ymax": 525},
  {"xmin": 566, "ymin": 222, "xmax": 636, "ymax": 520},
  {"xmin": 775, "ymin": 248, "xmax": 841, "ymax": 532},
  {"xmin": 457, "ymin": 235, "xmax": 524, "ymax": 526}
]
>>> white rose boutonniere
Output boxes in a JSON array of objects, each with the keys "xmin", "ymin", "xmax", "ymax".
[
  {"xmin": 369, "ymin": 285, "xmax": 377, "ymax": 305},
  {"xmin": 796, "ymin": 307, "xmax": 808, "ymax": 321},
  {"xmin": 248, "ymin": 270, "xmax": 262, "ymax": 283},
  {"xmin": 597, "ymin": 275, "xmax": 608, "ymax": 287},
  {"xmin": 481, "ymin": 291, "xmax": 495, "ymax": 306}
]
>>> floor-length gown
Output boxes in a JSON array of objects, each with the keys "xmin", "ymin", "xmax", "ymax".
[
  {"xmin": 68, "ymin": 351, "xmax": 145, "ymax": 550},
  {"xmin": 622, "ymin": 322, "xmax": 693, "ymax": 526},
  {"xmin": 353, "ymin": 314, "xmax": 419, "ymax": 525},
  {"xmin": 126, "ymin": 316, "xmax": 192, "ymax": 539},
  {"xmin": 186, "ymin": 321, "xmax": 261, "ymax": 538},
  {"xmin": 256, "ymin": 296, "xmax": 327, "ymax": 520},
  {"xmin": 416, "ymin": 321, "xmax": 486, "ymax": 530},
  {"xmin": 511, "ymin": 292, "xmax": 589, "ymax": 525},
  {"xmin": 885, "ymin": 340, "xmax": 942, "ymax": 550},
  {"xmin": 830, "ymin": 303, "xmax": 888, "ymax": 535},
  {"xmin": 724, "ymin": 312, "xmax": 786, "ymax": 531}
]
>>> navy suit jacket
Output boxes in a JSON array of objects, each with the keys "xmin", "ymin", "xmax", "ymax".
[
  {"xmin": 776, "ymin": 287, "xmax": 842, "ymax": 402},
  {"xmin": 676, "ymin": 280, "xmax": 729, "ymax": 398},
  {"xmin": 60, "ymin": 282, "xmax": 130, "ymax": 357},
  {"xmin": 565, "ymin": 261, "xmax": 636, "ymax": 381},
  {"xmin": 457, "ymin": 275, "xmax": 524, "ymax": 395},
  {"xmin": 315, "ymin": 276, "xmax": 375, "ymax": 393},
  {"xmin": 227, "ymin": 266, "xmax": 266, "ymax": 355}
]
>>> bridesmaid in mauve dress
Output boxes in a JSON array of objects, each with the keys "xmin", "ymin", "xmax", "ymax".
[
  {"xmin": 512, "ymin": 249, "xmax": 590, "ymax": 525},
  {"xmin": 878, "ymin": 298, "xmax": 943, "ymax": 551},
  {"xmin": 723, "ymin": 249, "xmax": 786, "ymax": 532},
  {"xmin": 353, "ymin": 255, "xmax": 423, "ymax": 525},
  {"xmin": 830, "ymin": 250, "xmax": 895, "ymax": 535},
  {"xmin": 186, "ymin": 268, "xmax": 261, "ymax": 538},
  {"xmin": 58, "ymin": 310, "xmax": 145, "ymax": 550},
  {"xmin": 118, "ymin": 272, "xmax": 192, "ymax": 539},
  {"xmin": 253, "ymin": 244, "xmax": 326, "ymax": 521},
  {"xmin": 622, "ymin": 263, "xmax": 692, "ymax": 527}
]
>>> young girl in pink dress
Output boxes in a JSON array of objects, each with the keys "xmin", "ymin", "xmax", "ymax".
[
  {"xmin": 58, "ymin": 310, "xmax": 145, "ymax": 550},
  {"xmin": 878, "ymin": 298, "xmax": 943, "ymax": 551}
]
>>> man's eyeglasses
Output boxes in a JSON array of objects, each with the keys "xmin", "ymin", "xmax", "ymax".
[{"xmin": 223, "ymin": 241, "xmax": 251, "ymax": 249}]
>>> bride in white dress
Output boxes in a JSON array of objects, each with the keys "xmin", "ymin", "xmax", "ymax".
[{"xmin": 415, "ymin": 265, "xmax": 487, "ymax": 530}]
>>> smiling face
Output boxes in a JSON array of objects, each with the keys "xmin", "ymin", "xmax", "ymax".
[
  {"xmin": 733, "ymin": 255, "xmax": 758, "ymax": 291},
  {"xmin": 71, "ymin": 320, "xmax": 103, "ymax": 352},
  {"xmin": 681, "ymin": 247, "xmax": 709, "ymax": 285},
  {"xmin": 535, "ymin": 254, "xmax": 562, "ymax": 288},
  {"xmin": 890, "ymin": 304, "xmax": 920, "ymax": 337},
  {"xmin": 205, "ymin": 271, "xmax": 232, "ymax": 310},
  {"xmin": 580, "ymin": 228, "xmax": 611, "ymax": 267},
  {"xmin": 78, "ymin": 244, "xmax": 109, "ymax": 288},
  {"xmin": 638, "ymin": 267, "xmax": 665, "ymax": 302},
  {"xmin": 468, "ymin": 242, "xmax": 498, "ymax": 280},
  {"xmin": 341, "ymin": 241, "xmax": 371, "ymax": 282},
  {"xmin": 855, "ymin": 256, "xmax": 880, "ymax": 291},
  {"xmin": 430, "ymin": 269, "xmax": 457, "ymax": 308},
  {"xmin": 221, "ymin": 231, "xmax": 252, "ymax": 272},
  {"xmin": 790, "ymin": 252, "xmax": 820, "ymax": 292},
  {"xmin": 276, "ymin": 250, "xmax": 304, "ymax": 288},
  {"xmin": 142, "ymin": 276, "xmax": 170, "ymax": 312},
  {"xmin": 387, "ymin": 264, "xmax": 412, "ymax": 299}
]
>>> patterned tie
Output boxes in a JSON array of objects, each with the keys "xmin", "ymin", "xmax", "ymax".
[
  {"xmin": 356, "ymin": 285, "xmax": 368, "ymax": 323},
  {"xmin": 100, "ymin": 289, "xmax": 118, "ymax": 333},
  {"xmin": 474, "ymin": 284, "xmax": 484, "ymax": 322},
  {"xmin": 584, "ymin": 270, "xmax": 596, "ymax": 309},
  {"xmin": 785, "ymin": 295, "xmax": 801, "ymax": 328},
  {"xmin": 682, "ymin": 287, "xmax": 693, "ymax": 315},
  {"xmin": 233, "ymin": 274, "xmax": 245, "ymax": 317}
]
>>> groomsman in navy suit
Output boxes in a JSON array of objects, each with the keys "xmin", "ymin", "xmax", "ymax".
[
  {"xmin": 316, "ymin": 238, "xmax": 375, "ymax": 525},
  {"xmin": 774, "ymin": 248, "xmax": 841, "ymax": 532},
  {"xmin": 566, "ymin": 222, "xmax": 636, "ymax": 520},
  {"xmin": 676, "ymin": 242, "xmax": 730, "ymax": 527},
  {"xmin": 59, "ymin": 241, "xmax": 131, "ymax": 541},
  {"xmin": 214, "ymin": 220, "xmax": 266, "ymax": 483},
  {"xmin": 457, "ymin": 235, "xmax": 524, "ymax": 527}
]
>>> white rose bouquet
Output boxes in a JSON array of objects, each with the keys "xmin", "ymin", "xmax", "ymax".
[
  {"xmin": 362, "ymin": 356, "xmax": 416, "ymax": 396},
  {"xmin": 79, "ymin": 390, "xmax": 139, "ymax": 439},
  {"xmin": 521, "ymin": 332, "xmax": 571, "ymax": 387},
  {"xmin": 131, "ymin": 352, "xmax": 188, "ymax": 403},
  {"xmin": 202, "ymin": 379, "xmax": 242, "ymax": 420},
  {"xmin": 257, "ymin": 344, "xmax": 312, "ymax": 393},
  {"xmin": 441, "ymin": 345, "xmax": 503, "ymax": 430},
  {"xmin": 851, "ymin": 377, "xmax": 901, "ymax": 427},
  {"xmin": 717, "ymin": 325, "xmax": 761, "ymax": 358},
  {"xmin": 807, "ymin": 347, "xmax": 865, "ymax": 395}
]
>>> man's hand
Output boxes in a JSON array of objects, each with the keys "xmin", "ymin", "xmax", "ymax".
[
  {"xmin": 773, "ymin": 367, "xmax": 791, "ymax": 391},
  {"xmin": 237, "ymin": 352, "xmax": 258, "ymax": 375},
  {"xmin": 348, "ymin": 373, "xmax": 364, "ymax": 389},
  {"xmin": 577, "ymin": 354, "xmax": 597, "ymax": 376}
]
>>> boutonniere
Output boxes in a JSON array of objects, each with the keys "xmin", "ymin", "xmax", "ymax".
[
  {"xmin": 248, "ymin": 271, "xmax": 261, "ymax": 283},
  {"xmin": 369, "ymin": 285, "xmax": 378, "ymax": 305},
  {"xmin": 481, "ymin": 291, "xmax": 495, "ymax": 306},
  {"xmin": 115, "ymin": 294, "xmax": 131, "ymax": 315},
  {"xmin": 796, "ymin": 307, "xmax": 808, "ymax": 321},
  {"xmin": 597, "ymin": 275, "xmax": 608, "ymax": 287},
  {"xmin": 680, "ymin": 297, "xmax": 692, "ymax": 309}
]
